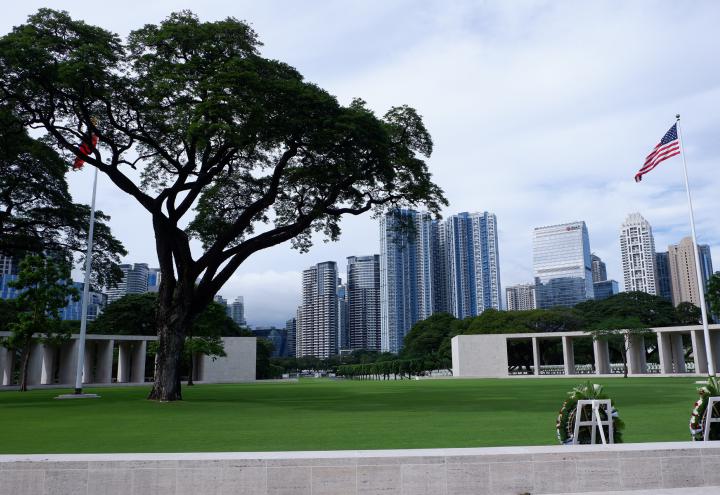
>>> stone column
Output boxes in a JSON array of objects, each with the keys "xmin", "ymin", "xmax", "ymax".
[
  {"xmin": 712, "ymin": 331, "xmax": 720, "ymax": 375},
  {"xmin": 0, "ymin": 347, "xmax": 13, "ymax": 386},
  {"xmin": 532, "ymin": 337, "xmax": 541, "ymax": 375},
  {"xmin": 40, "ymin": 344, "xmax": 56, "ymax": 384},
  {"xmin": 626, "ymin": 334, "xmax": 647, "ymax": 375},
  {"xmin": 58, "ymin": 340, "xmax": 79, "ymax": 385},
  {"xmin": 691, "ymin": 330, "xmax": 708, "ymax": 375},
  {"xmin": 25, "ymin": 343, "xmax": 44, "ymax": 386},
  {"xmin": 593, "ymin": 339, "xmax": 610, "ymax": 374},
  {"xmin": 131, "ymin": 340, "xmax": 147, "ymax": 383},
  {"xmin": 562, "ymin": 336, "xmax": 575, "ymax": 375},
  {"xmin": 95, "ymin": 340, "xmax": 114, "ymax": 384},
  {"xmin": 117, "ymin": 342, "xmax": 131, "ymax": 383},
  {"xmin": 671, "ymin": 333, "xmax": 686, "ymax": 373},
  {"xmin": 82, "ymin": 342, "xmax": 96, "ymax": 384},
  {"xmin": 657, "ymin": 332, "xmax": 673, "ymax": 374}
]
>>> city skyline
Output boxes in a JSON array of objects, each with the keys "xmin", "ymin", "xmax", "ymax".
[{"xmin": 3, "ymin": 2, "xmax": 720, "ymax": 327}]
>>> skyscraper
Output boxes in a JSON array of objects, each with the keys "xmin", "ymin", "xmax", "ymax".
[
  {"xmin": 442, "ymin": 212, "xmax": 501, "ymax": 318},
  {"xmin": 228, "ymin": 296, "xmax": 246, "ymax": 327},
  {"xmin": 668, "ymin": 237, "xmax": 714, "ymax": 307},
  {"xmin": 296, "ymin": 261, "xmax": 339, "ymax": 358},
  {"xmin": 337, "ymin": 280, "xmax": 349, "ymax": 351},
  {"xmin": 106, "ymin": 263, "xmax": 150, "ymax": 302},
  {"xmin": 654, "ymin": 252, "xmax": 672, "ymax": 301},
  {"xmin": 379, "ymin": 210, "xmax": 439, "ymax": 353},
  {"xmin": 147, "ymin": 267, "xmax": 162, "ymax": 292},
  {"xmin": 533, "ymin": 221, "xmax": 594, "ymax": 308},
  {"xmin": 347, "ymin": 255, "xmax": 381, "ymax": 351},
  {"xmin": 593, "ymin": 280, "xmax": 619, "ymax": 301},
  {"xmin": 591, "ymin": 254, "xmax": 607, "ymax": 283},
  {"xmin": 285, "ymin": 317, "xmax": 297, "ymax": 358},
  {"xmin": 505, "ymin": 284, "xmax": 536, "ymax": 311},
  {"xmin": 619, "ymin": 213, "xmax": 657, "ymax": 295}
]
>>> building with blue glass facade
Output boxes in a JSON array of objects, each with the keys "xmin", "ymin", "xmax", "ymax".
[
  {"xmin": 58, "ymin": 282, "xmax": 107, "ymax": 321},
  {"xmin": 593, "ymin": 280, "xmax": 619, "ymax": 300},
  {"xmin": 379, "ymin": 210, "xmax": 439, "ymax": 353},
  {"xmin": 442, "ymin": 212, "xmax": 501, "ymax": 318},
  {"xmin": 533, "ymin": 221, "xmax": 594, "ymax": 308},
  {"xmin": 347, "ymin": 255, "xmax": 381, "ymax": 351},
  {"xmin": 655, "ymin": 251, "xmax": 672, "ymax": 301}
]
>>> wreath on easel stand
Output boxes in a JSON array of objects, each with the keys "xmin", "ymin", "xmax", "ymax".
[
  {"xmin": 556, "ymin": 381, "xmax": 624, "ymax": 445},
  {"xmin": 689, "ymin": 376, "xmax": 720, "ymax": 441}
]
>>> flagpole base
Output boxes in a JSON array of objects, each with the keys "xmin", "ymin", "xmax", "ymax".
[{"xmin": 55, "ymin": 393, "xmax": 101, "ymax": 400}]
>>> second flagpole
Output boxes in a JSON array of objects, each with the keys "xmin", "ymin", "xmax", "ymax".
[{"xmin": 676, "ymin": 114, "xmax": 716, "ymax": 376}]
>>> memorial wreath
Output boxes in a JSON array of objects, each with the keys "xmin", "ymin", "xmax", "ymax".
[
  {"xmin": 556, "ymin": 381, "xmax": 624, "ymax": 444},
  {"xmin": 689, "ymin": 376, "xmax": 720, "ymax": 441}
]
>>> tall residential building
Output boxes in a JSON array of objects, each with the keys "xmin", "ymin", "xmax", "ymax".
[
  {"xmin": 347, "ymin": 255, "xmax": 381, "ymax": 351},
  {"xmin": 533, "ymin": 221, "xmax": 594, "ymax": 308},
  {"xmin": 591, "ymin": 254, "xmax": 607, "ymax": 283},
  {"xmin": 593, "ymin": 280, "xmax": 619, "ymax": 301},
  {"xmin": 442, "ymin": 212, "xmax": 501, "ymax": 318},
  {"xmin": 228, "ymin": 296, "xmax": 246, "ymax": 327},
  {"xmin": 505, "ymin": 284, "xmax": 536, "ymax": 311},
  {"xmin": 337, "ymin": 280, "xmax": 349, "ymax": 351},
  {"xmin": 619, "ymin": 213, "xmax": 657, "ymax": 295},
  {"xmin": 285, "ymin": 318, "xmax": 297, "ymax": 358},
  {"xmin": 214, "ymin": 295, "xmax": 228, "ymax": 307},
  {"xmin": 654, "ymin": 252, "xmax": 673, "ymax": 301},
  {"xmin": 106, "ymin": 263, "xmax": 150, "ymax": 302},
  {"xmin": 379, "ymin": 210, "xmax": 439, "ymax": 353},
  {"xmin": 668, "ymin": 237, "xmax": 714, "ymax": 307},
  {"xmin": 296, "ymin": 261, "xmax": 339, "ymax": 358},
  {"xmin": 147, "ymin": 267, "xmax": 162, "ymax": 292}
]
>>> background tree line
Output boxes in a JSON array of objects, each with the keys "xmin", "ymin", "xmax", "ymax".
[{"xmin": 279, "ymin": 285, "xmax": 720, "ymax": 378}]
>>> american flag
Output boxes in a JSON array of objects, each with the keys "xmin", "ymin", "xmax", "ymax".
[{"xmin": 634, "ymin": 123, "xmax": 680, "ymax": 182}]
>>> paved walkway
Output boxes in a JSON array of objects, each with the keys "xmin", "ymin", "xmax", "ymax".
[{"xmin": 563, "ymin": 488, "xmax": 720, "ymax": 495}]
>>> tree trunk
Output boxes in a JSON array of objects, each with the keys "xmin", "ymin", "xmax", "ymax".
[
  {"xmin": 148, "ymin": 282, "xmax": 193, "ymax": 401},
  {"xmin": 187, "ymin": 351, "xmax": 194, "ymax": 387},
  {"xmin": 19, "ymin": 342, "xmax": 31, "ymax": 392}
]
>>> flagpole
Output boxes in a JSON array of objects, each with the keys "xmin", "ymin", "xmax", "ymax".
[
  {"xmin": 676, "ymin": 114, "xmax": 716, "ymax": 376},
  {"xmin": 73, "ymin": 166, "xmax": 98, "ymax": 394}
]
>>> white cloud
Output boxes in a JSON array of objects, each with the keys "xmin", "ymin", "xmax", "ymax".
[{"xmin": 4, "ymin": 1, "xmax": 720, "ymax": 325}]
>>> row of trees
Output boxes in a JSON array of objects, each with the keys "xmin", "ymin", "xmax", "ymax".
[{"xmin": 336, "ymin": 357, "xmax": 450, "ymax": 380}]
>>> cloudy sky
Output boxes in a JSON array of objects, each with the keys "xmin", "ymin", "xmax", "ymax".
[{"xmin": 3, "ymin": 1, "xmax": 720, "ymax": 327}]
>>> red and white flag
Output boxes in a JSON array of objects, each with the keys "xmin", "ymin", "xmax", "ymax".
[
  {"xmin": 72, "ymin": 132, "xmax": 98, "ymax": 170},
  {"xmin": 634, "ymin": 123, "xmax": 680, "ymax": 182}
]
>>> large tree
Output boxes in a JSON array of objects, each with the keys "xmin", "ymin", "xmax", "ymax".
[
  {"xmin": 0, "ymin": 10, "xmax": 446, "ymax": 400},
  {"xmin": 0, "ymin": 108, "xmax": 125, "ymax": 288}
]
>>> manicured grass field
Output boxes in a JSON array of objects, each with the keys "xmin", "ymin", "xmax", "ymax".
[{"xmin": 0, "ymin": 377, "xmax": 701, "ymax": 454}]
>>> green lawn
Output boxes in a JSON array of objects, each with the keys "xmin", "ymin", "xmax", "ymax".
[{"xmin": 0, "ymin": 377, "xmax": 700, "ymax": 454}]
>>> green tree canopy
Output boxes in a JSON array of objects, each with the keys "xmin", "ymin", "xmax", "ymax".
[
  {"xmin": 91, "ymin": 293, "xmax": 246, "ymax": 337},
  {"xmin": 0, "ymin": 108, "xmax": 125, "ymax": 288},
  {"xmin": 707, "ymin": 272, "xmax": 720, "ymax": 322},
  {"xmin": 0, "ymin": 9, "xmax": 446, "ymax": 400},
  {"xmin": 401, "ymin": 312, "xmax": 462, "ymax": 363},
  {"xmin": 575, "ymin": 291, "xmax": 679, "ymax": 329}
]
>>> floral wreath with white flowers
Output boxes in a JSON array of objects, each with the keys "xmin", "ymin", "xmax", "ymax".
[
  {"xmin": 556, "ymin": 381, "xmax": 624, "ymax": 445},
  {"xmin": 690, "ymin": 376, "xmax": 720, "ymax": 441}
]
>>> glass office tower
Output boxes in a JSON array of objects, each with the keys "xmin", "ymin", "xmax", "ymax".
[{"xmin": 533, "ymin": 221, "xmax": 594, "ymax": 308}]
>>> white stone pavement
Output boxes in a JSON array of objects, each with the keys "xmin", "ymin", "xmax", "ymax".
[
  {"xmin": 565, "ymin": 489, "xmax": 720, "ymax": 495},
  {"xmin": 2, "ymin": 442, "xmax": 720, "ymax": 494}
]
